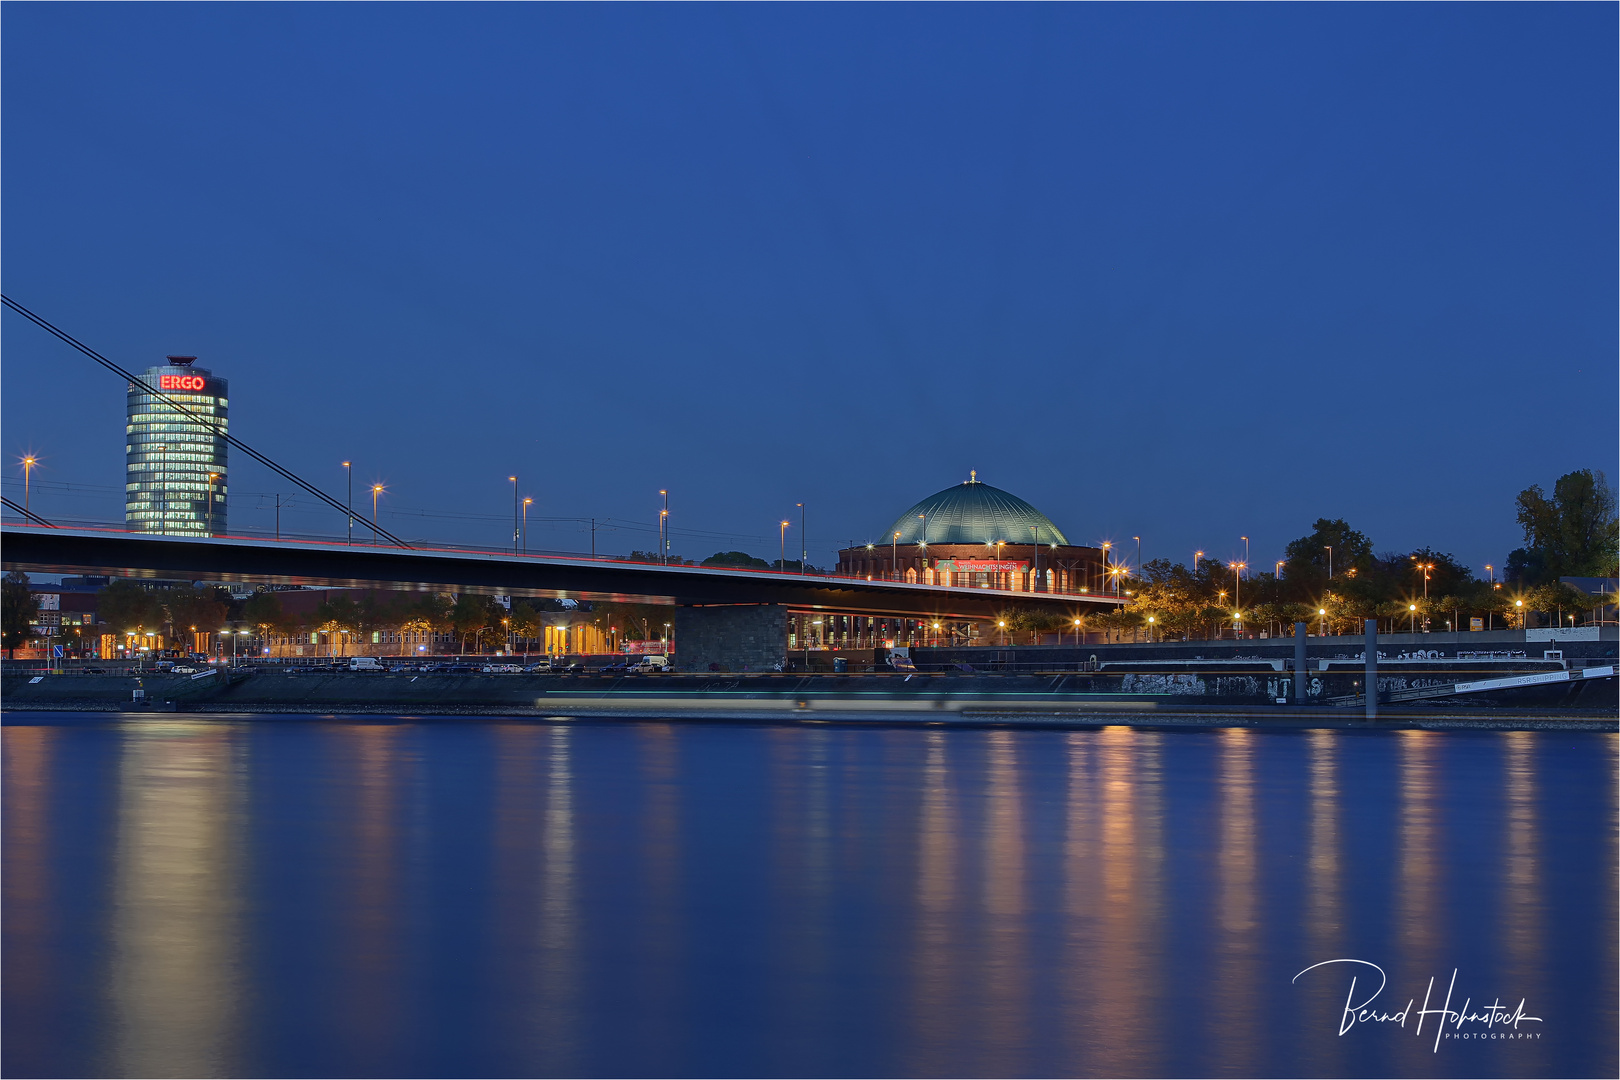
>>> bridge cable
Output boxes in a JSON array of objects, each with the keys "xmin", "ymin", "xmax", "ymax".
[
  {"xmin": 0, "ymin": 294, "xmax": 413, "ymax": 548},
  {"xmin": 1, "ymin": 497, "xmax": 55, "ymax": 527}
]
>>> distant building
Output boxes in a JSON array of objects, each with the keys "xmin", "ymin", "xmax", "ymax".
[
  {"xmin": 126, "ymin": 355, "xmax": 228, "ymax": 536},
  {"xmin": 836, "ymin": 473, "xmax": 1106, "ymax": 595}
]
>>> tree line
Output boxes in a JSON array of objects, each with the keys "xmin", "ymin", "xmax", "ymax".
[{"xmin": 1003, "ymin": 469, "xmax": 1617, "ymax": 641}]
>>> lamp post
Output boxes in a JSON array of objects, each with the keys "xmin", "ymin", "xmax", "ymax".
[
  {"xmin": 893, "ymin": 531, "xmax": 901, "ymax": 581},
  {"xmin": 1241, "ymin": 536, "xmax": 1249, "ymax": 578},
  {"xmin": 997, "ymin": 619, "xmax": 1006, "ymax": 646},
  {"xmin": 1072, "ymin": 618, "xmax": 1082, "ymax": 646},
  {"xmin": 1102, "ymin": 542, "xmax": 1112, "ymax": 594},
  {"xmin": 1409, "ymin": 604, "xmax": 1417, "ymax": 634},
  {"xmin": 1194, "ymin": 550, "xmax": 1203, "ymax": 579},
  {"xmin": 1324, "ymin": 545, "xmax": 1332, "ymax": 581},
  {"xmin": 780, "ymin": 520, "xmax": 790, "ymax": 570},
  {"xmin": 343, "ymin": 461, "xmax": 352, "ymax": 545},
  {"xmin": 1318, "ymin": 607, "xmax": 1327, "ymax": 637},
  {"xmin": 21, "ymin": 455, "xmax": 36, "ymax": 515},
  {"xmin": 206, "ymin": 472, "xmax": 219, "ymax": 536},
  {"xmin": 1233, "ymin": 562, "xmax": 1245, "ymax": 616},
  {"xmin": 660, "ymin": 490, "xmax": 669, "ymax": 564},
  {"xmin": 1146, "ymin": 615, "xmax": 1155, "ymax": 643},
  {"xmin": 371, "ymin": 484, "xmax": 383, "ymax": 543},
  {"xmin": 510, "ymin": 476, "xmax": 519, "ymax": 555},
  {"xmin": 522, "ymin": 497, "xmax": 532, "ymax": 554},
  {"xmin": 798, "ymin": 502, "xmax": 805, "ymax": 574}
]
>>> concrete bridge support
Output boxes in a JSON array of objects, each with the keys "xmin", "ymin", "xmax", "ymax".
[{"xmin": 674, "ymin": 604, "xmax": 789, "ymax": 673}]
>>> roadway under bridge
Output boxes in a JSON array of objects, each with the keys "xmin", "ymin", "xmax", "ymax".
[{"xmin": 2, "ymin": 527, "xmax": 1124, "ymax": 668}]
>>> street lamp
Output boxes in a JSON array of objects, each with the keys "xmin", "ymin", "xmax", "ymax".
[
  {"xmin": 1318, "ymin": 607, "xmax": 1326, "ymax": 636},
  {"xmin": 1146, "ymin": 615, "xmax": 1155, "ymax": 643},
  {"xmin": 1324, "ymin": 545, "xmax": 1332, "ymax": 580},
  {"xmin": 1409, "ymin": 604, "xmax": 1418, "ymax": 633},
  {"xmin": 660, "ymin": 490, "xmax": 668, "ymax": 564},
  {"xmin": 20, "ymin": 455, "xmax": 36, "ymax": 515},
  {"xmin": 343, "ymin": 461, "xmax": 352, "ymax": 545},
  {"xmin": 798, "ymin": 503, "xmax": 806, "ymax": 573},
  {"xmin": 997, "ymin": 619, "xmax": 1006, "ymax": 646},
  {"xmin": 522, "ymin": 497, "xmax": 533, "ymax": 554},
  {"xmin": 893, "ymin": 531, "xmax": 902, "ymax": 581},
  {"xmin": 509, "ymin": 476, "xmax": 519, "ymax": 555},
  {"xmin": 1102, "ymin": 541, "xmax": 1112, "ymax": 594},
  {"xmin": 1241, "ymin": 536, "xmax": 1249, "ymax": 578},
  {"xmin": 371, "ymin": 484, "xmax": 384, "ymax": 543},
  {"xmin": 780, "ymin": 520, "xmax": 791, "ymax": 570}
]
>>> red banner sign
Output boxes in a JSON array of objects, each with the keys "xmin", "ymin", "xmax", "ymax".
[{"xmin": 159, "ymin": 374, "xmax": 206, "ymax": 391}]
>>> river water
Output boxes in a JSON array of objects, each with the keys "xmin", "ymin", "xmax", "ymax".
[{"xmin": 3, "ymin": 713, "xmax": 1614, "ymax": 1078}]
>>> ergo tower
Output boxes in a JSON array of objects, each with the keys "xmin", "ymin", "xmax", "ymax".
[{"xmin": 125, "ymin": 355, "xmax": 228, "ymax": 536}]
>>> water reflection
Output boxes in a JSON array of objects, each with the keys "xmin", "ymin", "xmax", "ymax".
[
  {"xmin": 980, "ymin": 731, "xmax": 1028, "ymax": 1072},
  {"xmin": 332, "ymin": 724, "xmax": 405, "ymax": 1069},
  {"xmin": 1299, "ymin": 729, "xmax": 1345, "ymax": 1074},
  {"xmin": 910, "ymin": 732, "xmax": 960, "ymax": 1076},
  {"xmin": 1500, "ymin": 733, "xmax": 1541, "ymax": 1017},
  {"xmin": 1060, "ymin": 727, "xmax": 1165, "ymax": 1076},
  {"xmin": 2, "ymin": 717, "xmax": 1612, "ymax": 1080},
  {"xmin": 632, "ymin": 724, "xmax": 683, "ymax": 1065},
  {"xmin": 1397, "ymin": 732, "xmax": 1442, "ymax": 977},
  {"xmin": 103, "ymin": 723, "xmax": 243, "ymax": 1078},
  {"xmin": 2, "ymin": 726, "xmax": 54, "ymax": 1050},
  {"xmin": 1211, "ymin": 727, "xmax": 1258, "ymax": 1072}
]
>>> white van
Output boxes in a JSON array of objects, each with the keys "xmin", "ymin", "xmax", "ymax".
[
  {"xmin": 349, "ymin": 657, "xmax": 385, "ymax": 672},
  {"xmin": 628, "ymin": 655, "xmax": 669, "ymax": 673}
]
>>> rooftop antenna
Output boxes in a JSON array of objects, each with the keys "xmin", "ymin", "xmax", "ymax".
[{"xmin": 166, "ymin": 355, "xmax": 196, "ymax": 366}]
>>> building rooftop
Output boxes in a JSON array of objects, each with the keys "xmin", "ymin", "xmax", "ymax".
[{"xmin": 882, "ymin": 474, "xmax": 1070, "ymax": 547}]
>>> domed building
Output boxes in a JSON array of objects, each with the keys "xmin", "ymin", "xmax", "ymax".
[{"xmin": 837, "ymin": 473, "xmax": 1107, "ymax": 595}]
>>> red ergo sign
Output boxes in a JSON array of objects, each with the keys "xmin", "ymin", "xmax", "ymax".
[{"xmin": 159, "ymin": 374, "xmax": 206, "ymax": 391}]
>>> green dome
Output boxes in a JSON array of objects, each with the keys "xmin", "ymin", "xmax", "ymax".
[{"xmin": 884, "ymin": 476, "xmax": 1069, "ymax": 547}]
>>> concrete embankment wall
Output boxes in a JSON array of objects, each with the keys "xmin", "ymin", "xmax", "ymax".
[{"xmin": 4, "ymin": 665, "xmax": 1614, "ymax": 713}]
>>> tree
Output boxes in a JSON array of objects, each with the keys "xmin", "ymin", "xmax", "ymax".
[
  {"xmin": 96, "ymin": 580, "xmax": 167, "ymax": 639},
  {"xmin": 702, "ymin": 551, "xmax": 771, "ymax": 570},
  {"xmin": 163, "ymin": 587, "xmax": 229, "ymax": 649},
  {"xmin": 449, "ymin": 594, "xmax": 495, "ymax": 653},
  {"xmin": 2, "ymin": 571, "xmax": 38, "ymax": 652},
  {"xmin": 1509, "ymin": 469, "xmax": 1619, "ymax": 583},
  {"xmin": 1282, "ymin": 519, "xmax": 1375, "ymax": 596}
]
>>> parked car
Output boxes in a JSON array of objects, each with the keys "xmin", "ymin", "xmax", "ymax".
[
  {"xmin": 628, "ymin": 655, "xmax": 670, "ymax": 673},
  {"xmin": 349, "ymin": 657, "xmax": 385, "ymax": 672},
  {"xmin": 171, "ymin": 666, "xmax": 200, "ymax": 675}
]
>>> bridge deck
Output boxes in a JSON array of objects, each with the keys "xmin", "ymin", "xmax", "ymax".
[{"xmin": 1, "ymin": 525, "xmax": 1124, "ymax": 621}]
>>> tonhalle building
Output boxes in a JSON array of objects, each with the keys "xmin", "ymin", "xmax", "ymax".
[{"xmin": 837, "ymin": 474, "xmax": 1108, "ymax": 595}]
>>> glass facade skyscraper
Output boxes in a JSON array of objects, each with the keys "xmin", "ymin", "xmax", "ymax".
[{"xmin": 125, "ymin": 356, "xmax": 229, "ymax": 536}]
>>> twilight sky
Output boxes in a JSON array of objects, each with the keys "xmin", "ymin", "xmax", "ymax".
[{"xmin": 3, "ymin": 3, "xmax": 1614, "ymax": 575}]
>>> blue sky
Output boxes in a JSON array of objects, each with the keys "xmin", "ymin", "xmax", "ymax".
[{"xmin": 4, "ymin": 3, "xmax": 1614, "ymax": 574}]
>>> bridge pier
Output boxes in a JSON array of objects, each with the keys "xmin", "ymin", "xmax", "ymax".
[{"xmin": 674, "ymin": 604, "xmax": 788, "ymax": 673}]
